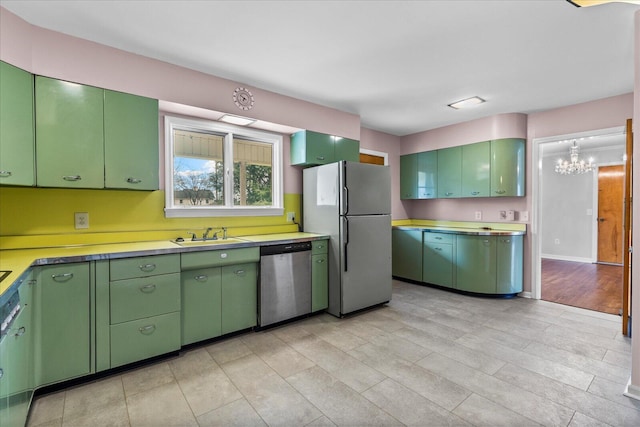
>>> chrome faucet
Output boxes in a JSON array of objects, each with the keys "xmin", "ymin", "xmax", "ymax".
[
  {"xmin": 202, "ymin": 227, "xmax": 213, "ymax": 240},
  {"xmin": 222, "ymin": 227, "xmax": 227, "ymax": 240}
]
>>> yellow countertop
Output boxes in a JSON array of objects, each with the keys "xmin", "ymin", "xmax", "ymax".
[
  {"xmin": 0, "ymin": 232, "xmax": 328, "ymax": 298},
  {"xmin": 392, "ymin": 219, "xmax": 526, "ymax": 236}
]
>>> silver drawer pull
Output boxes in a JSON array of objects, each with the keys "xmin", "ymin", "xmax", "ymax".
[
  {"xmin": 495, "ymin": 190, "xmax": 506, "ymax": 194},
  {"xmin": 139, "ymin": 263, "xmax": 156, "ymax": 272},
  {"xmin": 471, "ymin": 191, "xmax": 480, "ymax": 195},
  {"xmin": 435, "ymin": 247, "xmax": 442, "ymax": 251},
  {"xmin": 139, "ymin": 284, "xmax": 156, "ymax": 293},
  {"xmin": 0, "ymin": 368, "xmax": 3, "ymax": 379},
  {"xmin": 127, "ymin": 177, "xmax": 142, "ymax": 184},
  {"xmin": 435, "ymin": 237, "xmax": 442, "ymax": 240},
  {"xmin": 316, "ymin": 244, "xmax": 325, "ymax": 249},
  {"xmin": 138, "ymin": 325, "xmax": 156, "ymax": 334},
  {"xmin": 194, "ymin": 275, "xmax": 208, "ymax": 282},
  {"xmin": 445, "ymin": 192, "xmax": 454, "ymax": 196},
  {"xmin": 316, "ymin": 259, "xmax": 325, "ymax": 264},
  {"xmin": 316, "ymin": 156, "xmax": 325, "ymax": 161},
  {"xmin": 52, "ymin": 272, "xmax": 74, "ymax": 281},
  {"xmin": 15, "ymin": 326, "xmax": 26, "ymax": 337},
  {"xmin": 483, "ymin": 240, "xmax": 490, "ymax": 244},
  {"xmin": 62, "ymin": 175, "xmax": 82, "ymax": 181},
  {"xmin": 234, "ymin": 269, "xmax": 245, "ymax": 276},
  {"xmin": 0, "ymin": 170, "xmax": 12, "ymax": 177},
  {"xmin": 503, "ymin": 239, "xmax": 511, "ymax": 243}
]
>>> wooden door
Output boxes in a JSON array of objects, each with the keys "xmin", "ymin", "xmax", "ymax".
[{"xmin": 597, "ymin": 165, "xmax": 624, "ymax": 264}]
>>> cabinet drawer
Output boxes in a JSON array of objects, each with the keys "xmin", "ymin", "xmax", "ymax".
[
  {"xmin": 110, "ymin": 254, "xmax": 179, "ymax": 280},
  {"xmin": 181, "ymin": 247, "xmax": 259, "ymax": 270},
  {"xmin": 110, "ymin": 312, "xmax": 180, "ymax": 368},
  {"xmin": 424, "ymin": 232, "xmax": 454, "ymax": 244},
  {"xmin": 110, "ymin": 273, "xmax": 180, "ymax": 324},
  {"xmin": 311, "ymin": 240, "xmax": 329, "ymax": 255}
]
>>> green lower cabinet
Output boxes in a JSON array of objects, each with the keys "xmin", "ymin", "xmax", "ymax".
[
  {"xmin": 221, "ymin": 263, "xmax": 257, "ymax": 334},
  {"xmin": 496, "ymin": 235, "xmax": 524, "ymax": 294},
  {"xmin": 423, "ymin": 238, "xmax": 455, "ymax": 288},
  {"xmin": 0, "ymin": 277, "xmax": 34, "ymax": 427},
  {"xmin": 109, "ymin": 273, "xmax": 180, "ymax": 324},
  {"xmin": 181, "ymin": 267, "xmax": 222, "ymax": 345},
  {"xmin": 34, "ymin": 263, "xmax": 91, "ymax": 386},
  {"xmin": 456, "ymin": 235, "xmax": 497, "ymax": 294},
  {"xmin": 311, "ymin": 254, "xmax": 328, "ymax": 312},
  {"xmin": 392, "ymin": 229, "xmax": 423, "ymax": 281},
  {"xmin": 110, "ymin": 312, "xmax": 181, "ymax": 368}
]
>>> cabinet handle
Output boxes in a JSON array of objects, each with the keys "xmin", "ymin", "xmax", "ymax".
[
  {"xmin": 0, "ymin": 368, "xmax": 3, "ymax": 379},
  {"xmin": 435, "ymin": 247, "xmax": 442, "ymax": 251},
  {"xmin": 139, "ymin": 284, "xmax": 156, "ymax": 293},
  {"xmin": 435, "ymin": 236, "xmax": 442, "ymax": 240},
  {"xmin": 495, "ymin": 190, "xmax": 506, "ymax": 194},
  {"xmin": 502, "ymin": 239, "xmax": 511, "ymax": 243},
  {"xmin": 194, "ymin": 275, "xmax": 208, "ymax": 282},
  {"xmin": 471, "ymin": 191, "xmax": 480, "ymax": 195},
  {"xmin": 138, "ymin": 325, "xmax": 156, "ymax": 334},
  {"xmin": 51, "ymin": 272, "xmax": 74, "ymax": 281},
  {"xmin": 234, "ymin": 269, "xmax": 246, "ymax": 276},
  {"xmin": 14, "ymin": 326, "xmax": 26, "ymax": 337},
  {"xmin": 317, "ymin": 244, "xmax": 325, "ymax": 249},
  {"xmin": 0, "ymin": 170, "xmax": 12, "ymax": 178},
  {"xmin": 483, "ymin": 240, "xmax": 490, "ymax": 244},
  {"xmin": 316, "ymin": 156, "xmax": 325, "ymax": 161},
  {"xmin": 445, "ymin": 192, "xmax": 454, "ymax": 196},
  {"xmin": 127, "ymin": 177, "xmax": 142, "ymax": 184},
  {"xmin": 316, "ymin": 258, "xmax": 325, "ymax": 264},
  {"xmin": 62, "ymin": 175, "xmax": 82, "ymax": 181},
  {"xmin": 139, "ymin": 263, "xmax": 156, "ymax": 272}
]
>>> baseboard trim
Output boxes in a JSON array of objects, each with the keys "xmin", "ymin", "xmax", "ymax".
[
  {"xmin": 541, "ymin": 254, "xmax": 593, "ymax": 263},
  {"xmin": 624, "ymin": 378, "xmax": 640, "ymax": 401},
  {"xmin": 519, "ymin": 291, "xmax": 533, "ymax": 299}
]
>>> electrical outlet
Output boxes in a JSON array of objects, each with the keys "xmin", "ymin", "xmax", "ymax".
[
  {"xmin": 499, "ymin": 210, "xmax": 507, "ymax": 220},
  {"xmin": 520, "ymin": 211, "xmax": 529, "ymax": 221},
  {"xmin": 75, "ymin": 212, "xmax": 89, "ymax": 229},
  {"xmin": 286, "ymin": 212, "xmax": 295, "ymax": 222},
  {"xmin": 506, "ymin": 210, "xmax": 515, "ymax": 221},
  {"xmin": 475, "ymin": 211, "xmax": 482, "ymax": 220},
  {"xmin": 554, "ymin": 238, "xmax": 560, "ymax": 245}
]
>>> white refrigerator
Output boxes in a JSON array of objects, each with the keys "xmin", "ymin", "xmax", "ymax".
[{"xmin": 303, "ymin": 161, "xmax": 392, "ymax": 317}]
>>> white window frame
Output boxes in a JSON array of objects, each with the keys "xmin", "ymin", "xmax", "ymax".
[{"xmin": 164, "ymin": 115, "xmax": 283, "ymax": 218}]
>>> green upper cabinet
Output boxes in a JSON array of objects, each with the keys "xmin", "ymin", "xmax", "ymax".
[
  {"xmin": 290, "ymin": 130, "xmax": 359, "ymax": 166},
  {"xmin": 417, "ymin": 150, "xmax": 437, "ymax": 199},
  {"xmin": 491, "ymin": 138, "xmax": 525, "ymax": 197},
  {"xmin": 35, "ymin": 76, "xmax": 105, "ymax": 188},
  {"xmin": 0, "ymin": 61, "xmax": 35, "ymax": 187},
  {"xmin": 104, "ymin": 90, "xmax": 159, "ymax": 190},
  {"xmin": 399, "ymin": 154, "xmax": 418, "ymax": 199},
  {"xmin": 461, "ymin": 141, "xmax": 490, "ymax": 197},
  {"xmin": 437, "ymin": 146, "xmax": 462, "ymax": 198}
]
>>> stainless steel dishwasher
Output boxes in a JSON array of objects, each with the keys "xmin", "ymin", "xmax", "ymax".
[{"xmin": 259, "ymin": 242, "xmax": 312, "ymax": 327}]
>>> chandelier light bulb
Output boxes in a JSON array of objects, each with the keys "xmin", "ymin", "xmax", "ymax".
[{"xmin": 555, "ymin": 140, "xmax": 595, "ymax": 175}]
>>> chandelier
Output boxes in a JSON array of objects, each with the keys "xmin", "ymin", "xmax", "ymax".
[{"xmin": 555, "ymin": 140, "xmax": 595, "ymax": 175}]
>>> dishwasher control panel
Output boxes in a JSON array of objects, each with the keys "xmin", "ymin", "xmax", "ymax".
[{"xmin": 260, "ymin": 241, "xmax": 312, "ymax": 256}]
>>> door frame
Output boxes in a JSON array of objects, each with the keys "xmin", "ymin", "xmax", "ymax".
[
  {"xmin": 592, "ymin": 162, "xmax": 625, "ymax": 264},
  {"xmin": 531, "ymin": 125, "xmax": 626, "ymax": 300}
]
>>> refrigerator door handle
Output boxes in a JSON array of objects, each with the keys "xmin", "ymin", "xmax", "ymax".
[
  {"xmin": 342, "ymin": 161, "xmax": 349, "ymax": 215},
  {"xmin": 343, "ymin": 216, "xmax": 349, "ymax": 272}
]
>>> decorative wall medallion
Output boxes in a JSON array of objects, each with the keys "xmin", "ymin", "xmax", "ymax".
[{"xmin": 233, "ymin": 87, "xmax": 255, "ymax": 111}]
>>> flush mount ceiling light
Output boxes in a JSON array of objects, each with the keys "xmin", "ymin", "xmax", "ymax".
[
  {"xmin": 555, "ymin": 140, "xmax": 595, "ymax": 175},
  {"xmin": 447, "ymin": 96, "xmax": 486, "ymax": 110},
  {"xmin": 219, "ymin": 114, "xmax": 256, "ymax": 126},
  {"xmin": 567, "ymin": 0, "xmax": 640, "ymax": 6}
]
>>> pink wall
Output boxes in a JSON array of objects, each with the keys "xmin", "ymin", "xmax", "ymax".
[{"xmin": 359, "ymin": 128, "xmax": 405, "ymax": 218}]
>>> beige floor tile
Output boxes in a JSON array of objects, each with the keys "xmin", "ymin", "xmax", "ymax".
[
  {"xmin": 587, "ymin": 376, "xmax": 640, "ymax": 411},
  {"xmin": 205, "ymin": 337, "xmax": 252, "ymax": 365},
  {"xmin": 241, "ymin": 332, "xmax": 316, "ymax": 378},
  {"xmin": 126, "ymin": 381, "xmax": 197, "ymax": 426},
  {"xmin": 196, "ymin": 398, "xmax": 266, "ymax": 427},
  {"xmin": 27, "ymin": 392, "xmax": 65, "ymax": 427},
  {"xmin": 304, "ymin": 415, "xmax": 337, "ymax": 426},
  {"xmin": 569, "ymin": 412, "xmax": 614, "ymax": 427},
  {"xmin": 453, "ymin": 393, "xmax": 541, "ymax": 426},
  {"xmin": 121, "ymin": 362, "xmax": 175, "ymax": 397},
  {"xmin": 62, "ymin": 376, "xmax": 128, "ymax": 426}
]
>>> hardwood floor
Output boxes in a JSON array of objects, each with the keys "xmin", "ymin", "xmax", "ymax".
[{"xmin": 541, "ymin": 258, "xmax": 623, "ymax": 315}]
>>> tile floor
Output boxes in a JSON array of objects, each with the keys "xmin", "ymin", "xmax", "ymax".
[{"xmin": 26, "ymin": 280, "xmax": 640, "ymax": 426}]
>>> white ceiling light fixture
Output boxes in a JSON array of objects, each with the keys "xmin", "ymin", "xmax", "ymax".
[
  {"xmin": 567, "ymin": 0, "xmax": 640, "ymax": 7},
  {"xmin": 447, "ymin": 96, "xmax": 486, "ymax": 110},
  {"xmin": 555, "ymin": 140, "xmax": 595, "ymax": 175},
  {"xmin": 219, "ymin": 114, "xmax": 256, "ymax": 126}
]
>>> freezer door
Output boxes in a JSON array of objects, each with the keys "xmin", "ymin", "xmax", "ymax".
[
  {"xmin": 340, "ymin": 161, "xmax": 391, "ymax": 216},
  {"xmin": 338, "ymin": 214, "xmax": 392, "ymax": 315}
]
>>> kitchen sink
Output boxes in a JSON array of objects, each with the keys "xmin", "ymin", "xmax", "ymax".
[{"xmin": 171, "ymin": 237, "xmax": 247, "ymax": 247}]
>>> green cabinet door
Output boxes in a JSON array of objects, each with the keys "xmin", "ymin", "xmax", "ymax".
[
  {"xmin": 456, "ymin": 235, "xmax": 497, "ymax": 294},
  {"xmin": 0, "ymin": 277, "xmax": 34, "ymax": 427},
  {"xmin": 461, "ymin": 141, "xmax": 490, "ymax": 197},
  {"xmin": 290, "ymin": 130, "xmax": 334, "ymax": 166},
  {"xmin": 221, "ymin": 263, "xmax": 257, "ymax": 334},
  {"xmin": 392, "ymin": 229, "xmax": 423, "ymax": 281},
  {"xmin": 311, "ymin": 254, "xmax": 329, "ymax": 312},
  {"xmin": 423, "ymin": 233, "xmax": 455, "ymax": 288},
  {"xmin": 35, "ymin": 76, "xmax": 104, "ymax": 188},
  {"xmin": 0, "ymin": 61, "xmax": 34, "ymax": 186},
  {"xmin": 400, "ymin": 154, "xmax": 418, "ymax": 199},
  {"xmin": 417, "ymin": 151, "xmax": 437, "ymax": 199},
  {"xmin": 496, "ymin": 235, "xmax": 523, "ymax": 294},
  {"xmin": 491, "ymin": 138, "xmax": 525, "ymax": 197},
  {"xmin": 335, "ymin": 137, "xmax": 360, "ymax": 162},
  {"xmin": 104, "ymin": 90, "xmax": 159, "ymax": 190},
  {"xmin": 34, "ymin": 263, "xmax": 91, "ymax": 386},
  {"xmin": 181, "ymin": 267, "xmax": 222, "ymax": 345},
  {"xmin": 437, "ymin": 146, "xmax": 462, "ymax": 198}
]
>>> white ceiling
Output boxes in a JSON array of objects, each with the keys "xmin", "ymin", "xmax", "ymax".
[{"xmin": 1, "ymin": 0, "xmax": 638, "ymax": 136}]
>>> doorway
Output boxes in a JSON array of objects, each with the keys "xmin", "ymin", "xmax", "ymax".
[{"xmin": 533, "ymin": 127, "xmax": 627, "ymax": 316}]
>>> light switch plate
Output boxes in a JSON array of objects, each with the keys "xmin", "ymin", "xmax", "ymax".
[
  {"xmin": 507, "ymin": 210, "xmax": 515, "ymax": 221},
  {"xmin": 75, "ymin": 212, "xmax": 89, "ymax": 229},
  {"xmin": 520, "ymin": 211, "xmax": 529, "ymax": 222}
]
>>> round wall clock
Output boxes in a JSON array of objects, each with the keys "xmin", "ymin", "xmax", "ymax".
[{"xmin": 233, "ymin": 87, "xmax": 255, "ymax": 111}]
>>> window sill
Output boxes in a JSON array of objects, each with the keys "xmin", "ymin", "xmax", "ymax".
[{"xmin": 164, "ymin": 207, "xmax": 284, "ymax": 218}]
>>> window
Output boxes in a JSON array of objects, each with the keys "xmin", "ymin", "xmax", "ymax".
[{"xmin": 164, "ymin": 115, "xmax": 283, "ymax": 217}]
